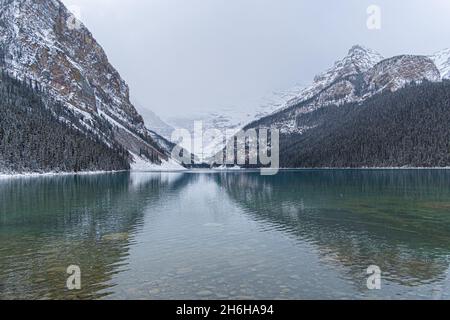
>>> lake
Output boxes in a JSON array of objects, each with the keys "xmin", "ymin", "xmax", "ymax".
[{"xmin": 1, "ymin": 170, "xmax": 450, "ymax": 300}]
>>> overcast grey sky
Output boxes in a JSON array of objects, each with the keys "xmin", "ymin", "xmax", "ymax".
[{"xmin": 62, "ymin": 0, "xmax": 450, "ymax": 119}]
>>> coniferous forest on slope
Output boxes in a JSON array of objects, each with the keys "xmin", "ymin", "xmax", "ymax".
[
  {"xmin": 0, "ymin": 71, "xmax": 130, "ymax": 173},
  {"xmin": 279, "ymin": 80, "xmax": 450, "ymax": 168}
]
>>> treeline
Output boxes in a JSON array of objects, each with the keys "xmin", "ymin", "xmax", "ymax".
[
  {"xmin": 0, "ymin": 70, "xmax": 130, "ymax": 173},
  {"xmin": 280, "ymin": 80, "xmax": 450, "ymax": 168}
]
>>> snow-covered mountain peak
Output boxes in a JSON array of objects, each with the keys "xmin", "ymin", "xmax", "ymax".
[
  {"xmin": 318, "ymin": 45, "xmax": 384, "ymax": 81},
  {"xmin": 284, "ymin": 45, "xmax": 383, "ymax": 110},
  {"xmin": 345, "ymin": 44, "xmax": 385, "ymax": 72},
  {"xmin": 431, "ymin": 48, "xmax": 450, "ymax": 79},
  {"xmin": 245, "ymin": 46, "xmax": 443, "ymax": 135}
]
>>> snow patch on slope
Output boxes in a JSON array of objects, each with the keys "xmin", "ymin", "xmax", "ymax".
[
  {"xmin": 130, "ymin": 153, "xmax": 185, "ymax": 172},
  {"xmin": 431, "ymin": 48, "xmax": 450, "ymax": 80}
]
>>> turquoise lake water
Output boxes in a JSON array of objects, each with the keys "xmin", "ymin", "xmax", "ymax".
[{"xmin": 1, "ymin": 170, "xmax": 450, "ymax": 300}]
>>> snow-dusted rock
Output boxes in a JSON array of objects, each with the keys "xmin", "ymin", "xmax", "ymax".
[
  {"xmin": 284, "ymin": 45, "xmax": 384, "ymax": 110},
  {"xmin": 130, "ymin": 153, "xmax": 186, "ymax": 172},
  {"xmin": 431, "ymin": 48, "xmax": 450, "ymax": 80},
  {"xmin": 365, "ymin": 55, "xmax": 440, "ymax": 93}
]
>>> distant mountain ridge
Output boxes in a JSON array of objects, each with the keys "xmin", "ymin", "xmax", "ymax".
[
  {"xmin": 166, "ymin": 84, "xmax": 307, "ymax": 159},
  {"xmin": 131, "ymin": 97, "xmax": 175, "ymax": 141}
]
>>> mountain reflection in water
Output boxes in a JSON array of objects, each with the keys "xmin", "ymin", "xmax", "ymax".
[{"xmin": 1, "ymin": 170, "xmax": 450, "ymax": 300}]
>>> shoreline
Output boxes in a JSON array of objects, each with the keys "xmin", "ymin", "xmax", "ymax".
[
  {"xmin": 0, "ymin": 170, "xmax": 129, "ymax": 180},
  {"xmin": 3, "ymin": 166, "xmax": 450, "ymax": 179}
]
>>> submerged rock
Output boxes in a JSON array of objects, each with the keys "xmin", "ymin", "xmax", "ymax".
[{"xmin": 102, "ymin": 233, "xmax": 129, "ymax": 241}]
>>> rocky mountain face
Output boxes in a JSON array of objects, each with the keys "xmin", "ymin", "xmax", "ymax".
[
  {"xmin": 365, "ymin": 55, "xmax": 440, "ymax": 92},
  {"xmin": 245, "ymin": 46, "xmax": 442, "ymax": 134},
  {"xmin": 285, "ymin": 45, "xmax": 384, "ymax": 110},
  {"xmin": 0, "ymin": 0, "xmax": 179, "ymax": 170},
  {"xmin": 0, "ymin": 70, "xmax": 131, "ymax": 173}
]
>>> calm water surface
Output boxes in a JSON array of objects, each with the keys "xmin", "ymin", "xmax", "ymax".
[{"xmin": 1, "ymin": 170, "xmax": 450, "ymax": 300}]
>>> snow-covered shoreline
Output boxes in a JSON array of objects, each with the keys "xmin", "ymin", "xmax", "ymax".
[
  {"xmin": 0, "ymin": 154, "xmax": 188, "ymax": 180},
  {"xmin": 130, "ymin": 152, "xmax": 187, "ymax": 172},
  {"xmin": 0, "ymin": 169, "xmax": 187, "ymax": 180},
  {"xmin": 0, "ymin": 170, "xmax": 129, "ymax": 180},
  {"xmin": 2, "ymin": 166, "xmax": 450, "ymax": 180}
]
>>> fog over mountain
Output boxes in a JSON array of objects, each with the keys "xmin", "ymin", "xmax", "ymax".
[{"xmin": 61, "ymin": 0, "xmax": 450, "ymax": 120}]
